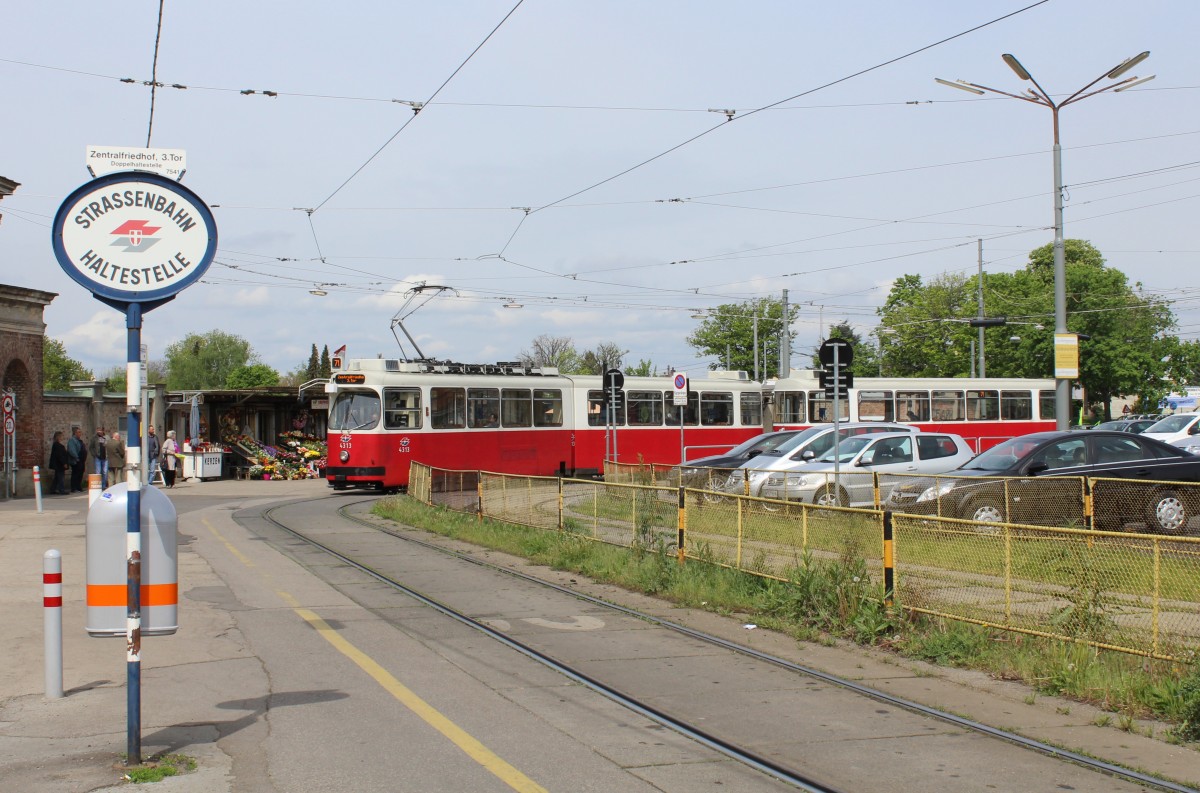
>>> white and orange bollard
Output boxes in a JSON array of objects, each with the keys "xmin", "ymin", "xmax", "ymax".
[
  {"xmin": 33, "ymin": 465, "xmax": 43, "ymax": 514},
  {"xmin": 44, "ymin": 549, "xmax": 63, "ymax": 699}
]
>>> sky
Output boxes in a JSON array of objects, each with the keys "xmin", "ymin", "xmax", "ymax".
[{"xmin": 3, "ymin": 0, "xmax": 1199, "ymax": 382}]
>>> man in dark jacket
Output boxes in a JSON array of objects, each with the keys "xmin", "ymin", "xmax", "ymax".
[
  {"xmin": 48, "ymin": 431, "xmax": 70, "ymax": 495},
  {"xmin": 67, "ymin": 426, "xmax": 87, "ymax": 492},
  {"xmin": 107, "ymin": 430, "xmax": 126, "ymax": 487},
  {"xmin": 88, "ymin": 427, "xmax": 107, "ymax": 485}
]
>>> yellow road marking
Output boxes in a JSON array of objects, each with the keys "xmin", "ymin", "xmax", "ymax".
[
  {"xmin": 203, "ymin": 518, "xmax": 255, "ymax": 567},
  {"xmin": 202, "ymin": 515, "xmax": 544, "ymax": 790},
  {"xmin": 293, "ymin": 607, "xmax": 548, "ymax": 793}
]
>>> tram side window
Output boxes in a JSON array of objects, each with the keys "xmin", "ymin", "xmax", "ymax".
[
  {"xmin": 431, "ymin": 387, "xmax": 466, "ymax": 429},
  {"xmin": 700, "ymin": 392, "xmax": 733, "ymax": 426},
  {"xmin": 967, "ymin": 390, "xmax": 999, "ymax": 420},
  {"xmin": 329, "ymin": 390, "xmax": 382, "ymax": 430},
  {"xmin": 896, "ymin": 390, "xmax": 930, "ymax": 422},
  {"xmin": 384, "ymin": 387, "xmax": 421, "ymax": 429},
  {"xmin": 857, "ymin": 391, "xmax": 894, "ymax": 422},
  {"xmin": 1001, "ymin": 390, "xmax": 1033, "ymax": 420},
  {"xmin": 533, "ymin": 389, "xmax": 563, "ymax": 427},
  {"xmin": 808, "ymin": 391, "xmax": 847, "ymax": 423},
  {"xmin": 664, "ymin": 391, "xmax": 699, "ymax": 426},
  {"xmin": 740, "ymin": 392, "xmax": 762, "ymax": 427},
  {"xmin": 932, "ymin": 390, "xmax": 965, "ymax": 421},
  {"xmin": 501, "ymin": 388, "xmax": 532, "ymax": 427},
  {"xmin": 468, "ymin": 388, "xmax": 500, "ymax": 428},
  {"xmin": 1039, "ymin": 390, "xmax": 1056, "ymax": 420},
  {"xmin": 587, "ymin": 390, "xmax": 625, "ymax": 426},
  {"xmin": 627, "ymin": 391, "xmax": 664, "ymax": 426},
  {"xmin": 776, "ymin": 391, "xmax": 806, "ymax": 424}
]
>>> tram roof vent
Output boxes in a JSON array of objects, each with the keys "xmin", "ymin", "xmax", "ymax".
[{"xmin": 706, "ymin": 370, "xmax": 750, "ymax": 381}]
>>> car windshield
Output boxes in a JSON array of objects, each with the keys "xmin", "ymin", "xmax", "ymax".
[
  {"xmin": 814, "ymin": 436, "xmax": 874, "ymax": 463},
  {"xmin": 959, "ymin": 436, "xmax": 1042, "ymax": 471},
  {"xmin": 1146, "ymin": 415, "xmax": 1195, "ymax": 433},
  {"xmin": 718, "ymin": 432, "xmax": 795, "ymax": 459}
]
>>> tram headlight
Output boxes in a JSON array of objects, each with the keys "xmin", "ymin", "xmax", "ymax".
[{"xmin": 339, "ymin": 450, "xmax": 350, "ymax": 463}]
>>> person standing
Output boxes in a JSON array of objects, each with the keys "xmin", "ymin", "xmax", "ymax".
[
  {"xmin": 161, "ymin": 430, "xmax": 179, "ymax": 488},
  {"xmin": 48, "ymin": 431, "xmax": 70, "ymax": 495},
  {"xmin": 67, "ymin": 426, "xmax": 87, "ymax": 492},
  {"xmin": 146, "ymin": 424, "xmax": 161, "ymax": 484},
  {"xmin": 88, "ymin": 426, "xmax": 107, "ymax": 485},
  {"xmin": 108, "ymin": 430, "xmax": 126, "ymax": 488}
]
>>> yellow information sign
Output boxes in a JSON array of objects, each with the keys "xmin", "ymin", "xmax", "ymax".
[{"xmin": 1054, "ymin": 333, "xmax": 1079, "ymax": 378}]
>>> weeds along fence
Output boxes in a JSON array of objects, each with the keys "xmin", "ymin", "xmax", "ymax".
[{"xmin": 407, "ymin": 462, "xmax": 1200, "ymax": 662}]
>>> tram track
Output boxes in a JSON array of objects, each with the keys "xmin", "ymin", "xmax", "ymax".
[{"xmin": 253, "ymin": 493, "xmax": 1198, "ymax": 793}]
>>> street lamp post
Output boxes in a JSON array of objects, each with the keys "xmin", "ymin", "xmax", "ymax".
[{"xmin": 937, "ymin": 52, "xmax": 1153, "ymax": 430}]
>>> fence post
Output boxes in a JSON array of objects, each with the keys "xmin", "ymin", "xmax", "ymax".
[
  {"xmin": 1152, "ymin": 538, "xmax": 1161, "ymax": 658},
  {"xmin": 476, "ymin": 476, "xmax": 483, "ymax": 522},
  {"xmin": 558, "ymin": 476, "xmax": 564, "ymax": 531},
  {"xmin": 676, "ymin": 485, "xmax": 686, "ymax": 566},
  {"xmin": 1083, "ymin": 477, "xmax": 1094, "ymax": 532},
  {"xmin": 882, "ymin": 511, "xmax": 894, "ymax": 607}
]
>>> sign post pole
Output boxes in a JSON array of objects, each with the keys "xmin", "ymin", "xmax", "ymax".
[{"xmin": 53, "ymin": 168, "xmax": 216, "ymax": 768}]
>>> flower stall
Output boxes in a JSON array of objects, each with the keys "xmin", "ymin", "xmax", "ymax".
[{"xmin": 231, "ymin": 431, "xmax": 327, "ymax": 480}]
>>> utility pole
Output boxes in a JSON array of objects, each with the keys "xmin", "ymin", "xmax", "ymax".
[
  {"xmin": 977, "ymin": 239, "xmax": 985, "ymax": 379},
  {"xmin": 779, "ymin": 289, "xmax": 790, "ymax": 378}
]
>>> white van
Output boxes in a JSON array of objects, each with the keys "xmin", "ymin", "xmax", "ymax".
[
  {"xmin": 1141, "ymin": 412, "xmax": 1200, "ymax": 445},
  {"xmin": 720, "ymin": 422, "xmax": 914, "ymax": 497}
]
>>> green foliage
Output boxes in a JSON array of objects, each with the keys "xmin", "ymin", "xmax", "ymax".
[
  {"xmin": 42, "ymin": 337, "xmax": 93, "ymax": 391},
  {"xmin": 225, "ymin": 363, "xmax": 280, "ymax": 389},
  {"xmin": 877, "ymin": 241, "xmax": 1177, "ymax": 418},
  {"xmin": 818, "ymin": 321, "xmax": 880, "ymax": 376},
  {"xmin": 1174, "ymin": 668, "xmax": 1200, "ymax": 742},
  {"xmin": 687, "ymin": 297, "xmax": 793, "ymax": 378},
  {"xmin": 305, "ymin": 344, "xmax": 320, "ymax": 380},
  {"xmin": 164, "ymin": 330, "xmax": 257, "ymax": 390},
  {"xmin": 319, "ymin": 344, "xmax": 331, "ymax": 377},
  {"xmin": 624, "ymin": 358, "xmax": 655, "ymax": 376}
]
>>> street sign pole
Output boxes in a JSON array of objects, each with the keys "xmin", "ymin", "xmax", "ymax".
[
  {"xmin": 833, "ymin": 344, "xmax": 841, "ymax": 490},
  {"xmin": 53, "ymin": 169, "xmax": 216, "ymax": 767}
]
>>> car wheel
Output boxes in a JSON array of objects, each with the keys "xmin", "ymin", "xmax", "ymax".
[
  {"xmin": 814, "ymin": 486, "xmax": 846, "ymax": 509},
  {"xmin": 964, "ymin": 499, "xmax": 1005, "ymax": 529},
  {"xmin": 700, "ymin": 490, "xmax": 727, "ymax": 505},
  {"xmin": 1146, "ymin": 488, "xmax": 1191, "ymax": 535}
]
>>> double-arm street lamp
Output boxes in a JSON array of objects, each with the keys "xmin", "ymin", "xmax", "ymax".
[{"xmin": 937, "ymin": 52, "xmax": 1153, "ymax": 430}]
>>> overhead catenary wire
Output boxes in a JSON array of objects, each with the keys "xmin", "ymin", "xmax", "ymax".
[{"xmin": 144, "ymin": 0, "xmax": 166, "ymax": 147}]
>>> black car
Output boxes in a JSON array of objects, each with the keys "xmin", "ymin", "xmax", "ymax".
[
  {"xmin": 677, "ymin": 430, "xmax": 803, "ymax": 488},
  {"xmin": 884, "ymin": 430, "xmax": 1200, "ymax": 534}
]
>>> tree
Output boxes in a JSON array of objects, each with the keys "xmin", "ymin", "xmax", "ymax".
[
  {"xmin": 43, "ymin": 338, "xmax": 93, "ymax": 391},
  {"xmin": 102, "ymin": 359, "xmax": 168, "ymax": 393},
  {"xmin": 164, "ymin": 330, "xmax": 257, "ymax": 390},
  {"xmin": 225, "ymin": 364, "xmax": 281, "ymax": 389},
  {"xmin": 876, "ymin": 241, "xmax": 1177, "ymax": 420},
  {"xmin": 305, "ymin": 344, "xmax": 320, "ymax": 381},
  {"xmin": 519, "ymin": 334, "xmax": 580, "ymax": 371},
  {"xmin": 577, "ymin": 342, "xmax": 628, "ymax": 375},
  {"xmin": 624, "ymin": 359, "xmax": 655, "ymax": 377},
  {"xmin": 687, "ymin": 297, "xmax": 794, "ymax": 379},
  {"xmin": 319, "ymin": 345, "xmax": 332, "ymax": 378},
  {"xmin": 814, "ymin": 321, "xmax": 879, "ymax": 377}
]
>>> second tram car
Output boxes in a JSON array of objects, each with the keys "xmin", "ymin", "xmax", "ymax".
[
  {"xmin": 325, "ymin": 358, "xmax": 767, "ymax": 490},
  {"xmin": 769, "ymin": 371, "xmax": 1056, "ymax": 451}
]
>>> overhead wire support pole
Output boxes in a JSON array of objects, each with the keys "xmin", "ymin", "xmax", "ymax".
[{"xmin": 935, "ymin": 50, "xmax": 1153, "ymax": 430}]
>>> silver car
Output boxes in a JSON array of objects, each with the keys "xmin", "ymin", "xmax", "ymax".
[
  {"xmin": 722, "ymin": 422, "xmax": 915, "ymax": 498},
  {"xmin": 757, "ymin": 431, "xmax": 975, "ymax": 507}
]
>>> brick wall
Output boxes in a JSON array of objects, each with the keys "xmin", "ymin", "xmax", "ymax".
[{"xmin": 1, "ymin": 284, "xmax": 57, "ymax": 498}]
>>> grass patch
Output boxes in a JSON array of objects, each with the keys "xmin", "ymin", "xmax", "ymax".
[
  {"xmin": 375, "ymin": 495, "xmax": 1200, "ymax": 739},
  {"xmin": 122, "ymin": 753, "xmax": 196, "ymax": 783}
]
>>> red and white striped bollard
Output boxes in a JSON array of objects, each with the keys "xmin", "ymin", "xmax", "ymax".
[{"xmin": 44, "ymin": 549, "xmax": 63, "ymax": 699}]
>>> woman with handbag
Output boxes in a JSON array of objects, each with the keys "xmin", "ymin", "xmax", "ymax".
[{"xmin": 161, "ymin": 430, "xmax": 180, "ymax": 488}]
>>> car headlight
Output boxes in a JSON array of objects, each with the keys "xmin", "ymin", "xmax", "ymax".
[{"xmin": 916, "ymin": 482, "xmax": 955, "ymax": 502}]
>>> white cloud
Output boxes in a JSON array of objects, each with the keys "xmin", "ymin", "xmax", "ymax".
[{"xmin": 59, "ymin": 310, "xmax": 125, "ymax": 365}]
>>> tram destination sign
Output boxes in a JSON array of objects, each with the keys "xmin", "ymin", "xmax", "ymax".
[{"xmin": 52, "ymin": 172, "xmax": 216, "ymax": 303}]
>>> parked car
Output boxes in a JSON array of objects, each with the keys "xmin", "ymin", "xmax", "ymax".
[
  {"xmin": 758, "ymin": 431, "xmax": 974, "ymax": 507},
  {"xmin": 885, "ymin": 430, "xmax": 1200, "ymax": 534},
  {"xmin": 1091, "ymin": 419, "xmax": 1156, "ymax": 434},
  {"xmin": 1141, "ymin": 412, "xmax": 1200, "ymax": 445},
  {"xmin": 720, "ymin": 422, "xmax": 916, "ymax": 497},
  {"xmin": 1172, "ymin": 436, "xmax": 1200, "ymax": 456},
  {"xmin": 676, "ymin": 430, "xmax": 803, "ymax": 489}
]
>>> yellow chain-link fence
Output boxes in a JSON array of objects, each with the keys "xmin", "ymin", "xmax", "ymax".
[{"xmin": 407, "ymin": 462, "xmax": 1200, "ymax": 660}]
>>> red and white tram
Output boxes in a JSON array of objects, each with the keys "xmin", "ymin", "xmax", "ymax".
[
  {"xmin": 324, "ymin": 358, "xmax": 767, "ymax": 490},
  {"xmin": 769, "ymin": 371, "xmax": 1057, "ymax": 451}
]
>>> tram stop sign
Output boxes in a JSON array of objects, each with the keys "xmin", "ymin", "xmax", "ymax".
[
  {"xmin": 818, "ymin": 338, "xmax": 854, "ymax": 368},
  {"xmin": 602, "ymin": 368, "xmax": 624, "ymax": 392}
]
